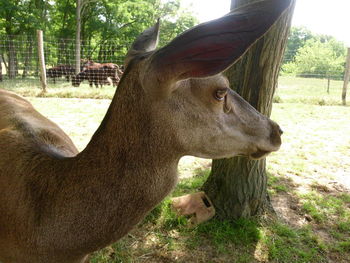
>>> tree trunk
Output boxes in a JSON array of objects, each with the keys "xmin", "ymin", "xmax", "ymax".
[
  {"xmin": 1, "ymin": 54, "xmax": 8, "ymax": 73},
  {"xmin": 22, "ymin": 38, "xmax": 33, "ymax": 79},
  {"xmin": 202, "ymin": 0, "xmax": 296, "ymax": 220},
  {"xmin": 58, "ymin": 40, "xmax": 67, "ymax": 65},
  {"xmin": 0, "ymin": 54, "xmax": 3, "ymax": 82},
  {"xmin": 75, "ymin": 0, "xmax": 82, "ymax": 74},
  {"xmin": 8, "ymin": 39, "xmax": 17, "ymax": 79},
  {"xmin": 342, "ymin": 47, "xmax": 350, "ymax": 106}
]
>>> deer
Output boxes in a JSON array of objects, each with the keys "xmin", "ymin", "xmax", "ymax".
[
  {"xmin": 0, "ymin": 0, "xmax": 290, "ymax": 262},
  {"xmin": 72, "ymin": 63, "xmax": 120, "ymax": 88},
  {"xmin": 46, "ymin": 65, "xmax": 76, "ymax": 84}
]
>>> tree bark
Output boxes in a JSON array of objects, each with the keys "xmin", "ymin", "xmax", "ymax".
[
  {"xmin": 342, "ymin": 47, "xmax": 350, "ymax": 106},
  {"xmin": 22, "ymin": 38, "xmax": 33, "ymax": 79},
  {"xmin": 8, "ymin": 39, "xmax": 17, "ymax": 79},
  {"xmin": 1, "ymin": 54, "xmax": 8, "ymax": 73},
  {"xmin": 0, "ymin": 54, "xmax": 3, "ymax": 82},
  {"xmin": 75, "ymin": 0, "xmax": 82, "ymax": 74},
  {"xmin": 202, "ymin": 0, "xmax": 296, "ymax": 220}
]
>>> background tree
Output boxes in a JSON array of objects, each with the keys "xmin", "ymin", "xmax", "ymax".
[
  {"xmin": 202, "ymin": 0, "xmax": 296, "ymax": 220},
  {"xmin": 0, "ymin": 0, "xmax": 25, "ymax": 78},
  {"xmin": 282, "ymin": 31, "xmax": 346, "ymax": 79},
  {"xmin": 283, "ymin": 26, "xmax": 313, "ymax": 64},
  {"xmin": 0, "ymin": 0, "xmax": 48, "ymax": 78},
  {"xmin": 0, "ymin": 55, "xmax": 2, "ymax": 81},
  {"xmin": 0, "ymin": 0, "xmax": 198, "ymax": 77},
  {"xmin": 290, "ymin": 38, "xmax": 345, "ymax": 79}
]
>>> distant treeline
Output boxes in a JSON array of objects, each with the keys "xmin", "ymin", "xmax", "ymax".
[{"xmin": 282, "ymin": 27, "xmax": 347, "ymax": 80}]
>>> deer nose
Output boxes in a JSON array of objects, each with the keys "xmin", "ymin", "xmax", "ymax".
[
  {"xmin": 278, "ymin": 126, "xmax": 283, "ymax": 136},
  {"xmin": 269, "ymin": 122, "xmax": 283, "ymax": 148}
]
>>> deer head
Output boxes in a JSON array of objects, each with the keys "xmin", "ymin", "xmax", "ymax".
[
  {"xmin": 72, "ymin": 72, "xmax": 85, "ymax": 87},
  {"xmin": 121, "ymin": 0, "xmax": 287, "ymax": 160}
]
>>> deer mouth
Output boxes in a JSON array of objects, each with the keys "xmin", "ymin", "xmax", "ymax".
[{"xmin": 249, "ymin": 148, "xmax": 270, "ymax": 159}]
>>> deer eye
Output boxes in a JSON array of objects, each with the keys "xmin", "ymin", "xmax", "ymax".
[{"xmin": 214, "ymin": 88, "xmax": 228, "ymax": 101}]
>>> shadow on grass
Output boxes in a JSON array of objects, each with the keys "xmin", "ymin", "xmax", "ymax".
[
  {"xmin": 90, "ymin": 169, "xmax": 260, "ymax": 262},
  {"xmin": 267, "ymin": 171, "xmax": 350, "ymax": 263},
  {"xmin": 90, "ymin": 167, "xmax": 350, "ymax": 262}
]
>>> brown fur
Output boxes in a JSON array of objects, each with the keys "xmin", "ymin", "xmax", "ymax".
[
  {"xmin": 72, "ymin": 63, "xmax": 121, "ymax": 88},
  {"xmin": 0, "ymin": 1, "xmax": 290, "ymax": 261},
  {"xmin": 46, "ymin": 65, "xmax": 76, "ymax": 83}
]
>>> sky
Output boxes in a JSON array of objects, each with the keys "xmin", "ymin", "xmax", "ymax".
[{"xmin": 180, "ymin": 0, "xmax": 350, "ymax": 46}]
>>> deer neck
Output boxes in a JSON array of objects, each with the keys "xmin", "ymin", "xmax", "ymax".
[
  {"xmin": 39, "ymin": 77, "xmax": 181, "ymax": 254},
  {"xmin": 80, "ymin": 73, "xmax": 182, "ymax": 170}
]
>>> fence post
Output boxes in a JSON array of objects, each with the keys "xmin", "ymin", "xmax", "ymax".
[
  {"xmin": 327, "ymin": 75, "xmax": 330, "ymax": 94},
  {"xmin": 342, "ymin": 47, "xmax": 350, "ymax": 106},
  {"xmin": 75, "ymin": 0, "xmax": 82, "ymax": 74},
  {"xmin": 37, "ymin": 30, "xmax": 47, "ymax": 93},
  {"xmin": 0, "ymin": 54, "xmax": 2, "ymax": 82}
]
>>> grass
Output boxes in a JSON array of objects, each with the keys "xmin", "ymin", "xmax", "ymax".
[
  {"xmin": 1, "ymin": 76, "xmax": 350, "ymax": 262},
  {"xmin": 0, "ymin": 75, "xmax": 346, "ymax": 105},
  {"xmin": 276, "ymin": 76, "xmax": 345, "ymax": 105},
  {"xmin": 0, "ymin": 78, "xmax": 116, "ymax": 99}
]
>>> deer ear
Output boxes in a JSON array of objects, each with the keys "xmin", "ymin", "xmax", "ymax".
[
  {"xmin": 124, "ymin": 19, "xmax": 160, "ymax": 68},
  {"xmin": 148, "ymin": 0, "xmax": 291, "ymax": 86}
]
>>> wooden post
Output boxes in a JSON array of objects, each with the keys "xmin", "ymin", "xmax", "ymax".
[
  {"xmin": 342, "ymin": 47, "xmax": 350, "ymax": 105},
  {"xmin": 75, "ymin": 0, "xmax": 82, "ymax": 74},
  {"xmin": 37, "ymin": 30, "xmax": 47, "ymax": 92},
  {"xmin": 0, "ymin": 54, "xmax": 3, "ymax": 82},
  {"xmin": 327, "ymin": 75, "xmax": 330, "ymax": 94}
]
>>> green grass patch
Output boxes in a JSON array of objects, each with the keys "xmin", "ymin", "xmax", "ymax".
[
  {"xmin": 262, "ymin": 223, "xmax": 326, "ymax": 263},
  {"xmin": 267, "ymin": 173, "xmax": 290, "ymax": 194},
  {"xmin": 145, "ymin": 198, "xmax": 188, "ymax": 230},
  {"xmin": 277, "ymin": 76, "xmax": 345, "ymax": 105},
  {"xmin": 335, "ymin": 239, "xmax": 350, "ymax": 252},
  {"xmin": 193, "ymin": 218, "xmax": 261, "ymax": 246},
  {"xmin": 299, "ymin": 191, "xmax": 350, "ymax": 224},
  {"xmin": 173, "ymin": 169, "xmax": 210, "ymax": 196}
]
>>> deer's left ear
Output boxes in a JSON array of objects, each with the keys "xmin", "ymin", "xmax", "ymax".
[
  {"xmin": 145, "ymin": 0, "xmax": 291, "ymax": 93},
  {"xmin": 124, "ymin": 19, "xmax": 160, "ymax": 68}
]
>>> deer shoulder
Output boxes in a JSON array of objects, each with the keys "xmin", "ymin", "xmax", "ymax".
[{"xmin": 0, "ymin": 89, "xmax": 78, "ymax": 160}]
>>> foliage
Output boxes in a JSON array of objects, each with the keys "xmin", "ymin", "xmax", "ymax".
[
  {"xmin": 0, "ymin": 0, "xmax": 48, "ymax": 35},
  {"xmin": 0, "ymin": 0, "xmax": 198, "ymax": 78},
  {"xmin": 282, "ymin": 37, "xmax": 346, "ymax": 79},
  {"xmin": 0, "ymin": 0, "xmax": 197, "ymax": 44},
  {"xmin": 283, "ymin": 26, "xmax": 313, "ymax": 63}
]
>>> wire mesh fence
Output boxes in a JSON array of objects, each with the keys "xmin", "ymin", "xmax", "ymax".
[
  {"xmin": 0, "ymin": 34, "xmax": 127, "ymax": 88},
  {"xmin": 0, "ymin": 34, "xmax": 347, "ymax": 90}
]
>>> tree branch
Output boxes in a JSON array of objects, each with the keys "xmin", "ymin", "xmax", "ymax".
[{"xmin": 119, "ymin": 20, "xmax": 137, "ymax": 30}]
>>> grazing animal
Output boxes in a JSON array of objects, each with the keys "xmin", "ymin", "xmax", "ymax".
[
  {"xmin": 72, "ymin": 63, "xmax": 120, "ymax": 88},
  {"xmin": 46, "ymin": 65, "xmax": 75, "ymax": 83},
  {"xmin": 0, "ymin": 0, "xmax": 290, "ymax": 262}
]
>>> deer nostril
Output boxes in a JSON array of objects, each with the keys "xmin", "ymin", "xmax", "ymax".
[{"xmin": 278, "ymin": 127, "xmax": 283, "ymax": 136}]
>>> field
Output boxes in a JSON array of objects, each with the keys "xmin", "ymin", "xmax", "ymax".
[{"xmin": 1, "ymin": 76, "xmax": 349, "ymax": 262}]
